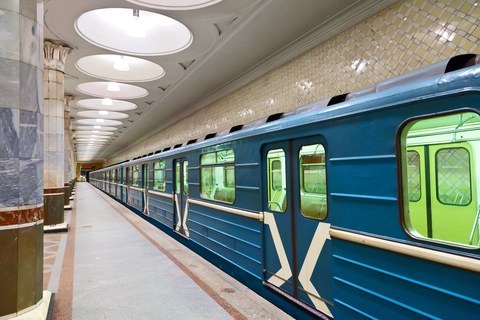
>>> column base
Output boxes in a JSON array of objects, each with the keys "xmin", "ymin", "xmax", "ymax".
[
  {"xmin": 4, "ymin": 291, "xmax": 53, "ymax": 320},
  {"xmin": 44, "ymin": 223, "xmax": 69, "ymax": 233},
  {"xmin": 44, "ymin": 189, "xmax": 65, "ymax": 225}
]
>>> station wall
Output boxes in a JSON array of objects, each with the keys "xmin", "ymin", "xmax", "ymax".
[{"xmin": 106, "ymin": 0, "xmax": 480, "ymax": 165}]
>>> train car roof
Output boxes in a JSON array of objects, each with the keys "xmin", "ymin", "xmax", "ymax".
[{"xmin": 94, "ymin": 55, "xmax": 480, "ymax": 172}]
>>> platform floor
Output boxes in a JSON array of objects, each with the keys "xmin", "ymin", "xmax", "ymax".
[{"xmin": 44, "ymin": 182, "xmax": 292, "ymax": 320}]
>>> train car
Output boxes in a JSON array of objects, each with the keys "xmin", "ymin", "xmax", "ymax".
[{"xmin": 89, "ymin": 54, "xmax": 480, "ymax": 319}]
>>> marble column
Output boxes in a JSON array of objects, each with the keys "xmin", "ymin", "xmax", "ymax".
[
  {"xmin": 0, "ymin": 0, "xmax": 45, "ymax": 318},
  {"xmin": 43, "ymin": 41, "xmax": 70, "ymax": 225},
  {"xmin": 64, "ymin": 95, "xmax": 75, "ymax": 181},
  {"xmin": 44, "ymin": 41, "xmax": 70, "ymax": 188}
]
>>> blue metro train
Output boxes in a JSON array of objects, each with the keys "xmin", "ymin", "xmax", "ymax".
[{"xmin": 90, "ymin": 54, "xmax": 480, "ymax": 319}]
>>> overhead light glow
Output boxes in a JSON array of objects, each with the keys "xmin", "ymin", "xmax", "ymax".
[
  {"xmin": 113, "ymin": 56, "xmax": 130, "ymax": 71},
  {"xmin": 95, "ymin": 119, "xmax": 105, "ymax": 123},
  {"xmin": 94, "ymin": 126, "xmax": 101, "ymax": 129},
  {"xmin": 75, "ymin": 8, "xmax": 192, "ymax": 56},
  {"xmin": 92, "ymin": 131, "xmax": 99, "ymax": 133},
  {"xmin": 98, "ymin": 110, "xmax": 109, "ymax": 115},
  {"xmin": 126, "ymin": 9, "xmax": 147, "ymax": 38},
  {"xmin": 107, "ymin": 82, "xmax": 120, "ymax": 92},
  {"xmin": 102, "ymin": 98, "xmax": 113, "ymax": 106}
]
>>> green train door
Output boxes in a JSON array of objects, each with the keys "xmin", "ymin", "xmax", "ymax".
[
  {"xmin": 407, "ymin": 142, "xmax": 478, "ymax": 245},
  {"xmin": 174, "ymin": 158, "xmax": 189, "ymax": 237}
]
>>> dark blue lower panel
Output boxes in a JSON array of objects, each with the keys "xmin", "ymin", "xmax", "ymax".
[
  {"xmin": 129, "ymin": 189, "xmax": 143, "ymax": 212},
  {"xmin": 148, "ymin": 195, "xmax": 174, "ymax": 227},
  {"xmin": 332, "ymin": 238, "xmax": 480, "ymax": 320}
]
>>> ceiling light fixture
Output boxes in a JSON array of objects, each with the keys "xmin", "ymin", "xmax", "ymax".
[
  {"xmin": 95, "ymin": 119, "xmax": 105, "ymax": 123},
  {"xmin": 98, "ymin": 110, "xmax": 109, "ymax": 115},
  {"xmin": 107, "ymin": 82, "xmax": 120, "ymax": 92},
  {"xmin": 94, "ymin": 126, "xmax": 101, "ymax": 129},
  {"xmin": 113, "ymin": 56, "xmax": 130, "ymax": 71},
  {"xmin": 126, "ymin": 9, "xmax": 146, "ymax": 38},
  {"xmin": 102, "ymin": 98, "xmax": 113, "ymax": 106}
]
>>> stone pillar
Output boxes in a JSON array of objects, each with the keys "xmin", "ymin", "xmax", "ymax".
[
  {"xmin": 43, "ymin": 41, "xmax": 71, "ymax": 225},
  {"xmin": 0, "ymin": 0, "xmax": 46, "ymax": 318},
  {"xmin": 64, "ymin": 95, "xmax": 75, "ymax": 182}
]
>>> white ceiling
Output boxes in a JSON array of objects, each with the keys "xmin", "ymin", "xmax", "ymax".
[{"xmin": 43, "ymin": 0, "xmax": 397, "ymax": 162}]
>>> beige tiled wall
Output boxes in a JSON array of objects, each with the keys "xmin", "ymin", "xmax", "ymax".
[{"xmin": 106, "ymin": 0, "xmax": 480, "ymax": 165}]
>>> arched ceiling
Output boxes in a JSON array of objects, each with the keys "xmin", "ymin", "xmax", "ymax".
[{"xmin": 43, "ymin": 0, "xmax": 397, "ymax": 162}]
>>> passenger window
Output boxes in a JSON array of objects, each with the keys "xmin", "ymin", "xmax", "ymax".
[
  {"xmin": 183, "ymin": 161, "xmax": 189, "ymax": 195},
  {"xmin": 299, "ymin": 144, "xmax": 327, "ymax": 219},
  {"xmin": 125, "ymin": 167, "xmax": 130, "ymax": 185},
  {"xmin": 200, "ymin": 149, "xmax": 235, "ymax": 204},
  {"xmin": 436, "ymin": 148, "xmax": 471, "ymax": 206},
  {"xmin": 267, "ymin": 149, "xmax": 287, "ymax": 212},
  {"xmin": 153, "ymin": 161, "xmax": 166, "ymax": 191},
  {"xmin": 402, "ymin": 111, "xmax": 480, "ymax": 248}
]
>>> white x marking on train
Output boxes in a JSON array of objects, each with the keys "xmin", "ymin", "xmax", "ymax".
[{"xmin": 264, "ymin": 212, "xmax": 332, "ymax": 317}]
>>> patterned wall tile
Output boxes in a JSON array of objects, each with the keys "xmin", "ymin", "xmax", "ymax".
[{"xmin": 107, "ymin": 0, "xmax": 480, "ymax": 165}]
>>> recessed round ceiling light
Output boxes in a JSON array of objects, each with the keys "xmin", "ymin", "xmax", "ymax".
[
  {"xmin": 74, "ymin": 131, "xmax": 114, "ymax": 136},
  {"xmin": 76, "ymin": 82, "xmax": 148, "ymax": 99},
  {"xmin": 74, "ymin": 8, "xmax": 192, "ymax": 56},
  {"xmin": 77, "ymin": 99, "xmax": 137, "ymax": 112},
  {"xmin": 76, "ymin": 54, "xmax": 165, "ymax": 82},
  {"xmin": 125, "ymin": 0, "xmax": 222, "ymax": 10},
  {"xmin": 76, "ymin": 119, "xmax": 123, "ymax": 126},
  {"xmin": 76, "ymin": 143, "xmax": 106, "ymax": 147},
  {"xmin": 76, "ymin": 138, "xmax": 109, "ymax": 142},
  {"xmin": 76, "ymin": 110, "xmax": 129, "ymax": 120},
  {"xmin": 74, "ymin": 126, "xmax": 118, "ymax": 131}
]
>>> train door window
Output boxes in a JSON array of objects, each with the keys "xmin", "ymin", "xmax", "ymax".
[
  {"xmin": 407, "ymin": 151, "xmax": 421, "ymax": 202},
  {"xmin": 175, "ymin": 162, "xmax": 181, "ymax": 193},
  {"xmin": 267, "ymin": 149, "xmax": 286, "ymax": 212},
  {"xmin": 183, "ymin": 161, "xmax": 189, "ymax": 195},
  {"xmin": 153, "ymin": 160, "xmax": 166, "ymax": 191},
  {"xmin": 299, "ymin": 143, "xmax": 327, "ymax": 219},
  {"xmin": 200, "ymin": 149, "xmax": 235, "ymax": 204},
  {"xmin": 401, "ymin": 111, "xmax": 480, "ymax": 248},
  {"xmin": 125, "ymin": 167, "xmax": 130, "ymax": 185},
  {"xmin": 436, "ymin": 148, "xmax": 471, "ymax": 206},
  {"xmin": 132, "ymin": 165, "xmax": 140, "ymax": 187}
]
